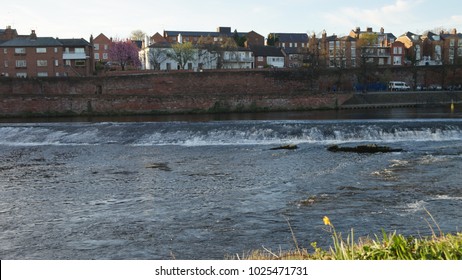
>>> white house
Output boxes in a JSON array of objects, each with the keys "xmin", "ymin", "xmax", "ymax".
[{"xmin": 222, "ymin": 48, "xmax": 254, "ymax": 69}]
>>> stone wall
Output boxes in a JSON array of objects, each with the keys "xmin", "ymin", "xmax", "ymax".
[
  {"xmin": 0, "ymin": 70, "xmax": 349, "ymax": 116},
  {"xmin": 1, "ymin": 66, "xmax": 460, "ymax": 117}
]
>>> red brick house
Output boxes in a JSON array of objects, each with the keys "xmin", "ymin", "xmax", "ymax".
[
  {"xmin": 92, "ymin": 33, "xmax": 111, "ymax": 64},
  {"xmin": 0, "ymin": 30, "xmax": 93, "ymax": 77}
]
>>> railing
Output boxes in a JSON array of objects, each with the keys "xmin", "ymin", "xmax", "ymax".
[{"xmin": 63, "ymin": 52, "xmax": 87, "ymax": 60}]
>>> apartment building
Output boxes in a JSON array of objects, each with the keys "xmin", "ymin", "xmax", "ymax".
[
  {"xmin": 441, "ymin": 29, "xmax": 462, "ymax": 65},
  {"xmin": 163, "ymin": 27, "xmax": 264, "ymax": 47},
  {"xmin": 349, "ymin": 27, "xmax": 396, "ymax": 66},
  {"xmin": 271, "ymin": 33, "xmax": 309, "ymax": 49},
  {"xmin": 0, "ymin": 26, "xmax": 18, "ymax": 41},
  {"xmin": 92, "ymin": 33, "xmax": 111, "ymax": 63},
  {"xmin": 0, "ymin": 30, "xmax": 93, "ymax": 77}
]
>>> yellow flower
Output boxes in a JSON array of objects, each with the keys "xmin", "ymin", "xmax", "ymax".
[{"xmin": 323, "ymin": 216, "xmax": 332, "ymax": 226}]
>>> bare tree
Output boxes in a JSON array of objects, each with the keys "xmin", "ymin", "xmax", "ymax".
[
  {"xmin": 148, "ymin": 48, "xmax": 169, "ymax": 70},
  {"xmin": 168, "ymin": 42, "xmax": 196, "ymax": 70},
  {"xmin": 357, "ymin": 33, "xmax": 378, "ymax": 92},
  {"xmin": 130, "ymin": 30, "xmax": 146, "ymax": 41},
  {"xmin": 197, "ymin": 36, "xmax": 238, "ymax": 69}
]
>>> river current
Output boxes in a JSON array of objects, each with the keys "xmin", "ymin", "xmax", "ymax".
[{"xmin": 1, "ymin": 108, "xmax": 461, "ymax": 259}]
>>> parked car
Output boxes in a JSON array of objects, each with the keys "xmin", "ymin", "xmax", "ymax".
[
  {"xmin": 388, "ymin": 81, "xmax": 411, "ymax": 91},
  {"xmin": 428, "ymin": 84, "xmax": 442, "ymax": 91},
  {"xmin": 416, "ymin": 85, "xmax": 426, "ymax": 91},
  {"xmin": 445, "ymin": 84, "xmax": 462, "ymax": 91}
]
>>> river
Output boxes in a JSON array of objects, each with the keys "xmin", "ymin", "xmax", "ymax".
[{"xmin": 1, "ymin": 107, "xmax": 461, "ymax": 259}]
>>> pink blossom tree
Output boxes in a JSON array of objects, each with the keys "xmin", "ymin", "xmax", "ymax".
[{"xmin": 108, "ymin": 39, "xmax": 141, "ymax": 71}]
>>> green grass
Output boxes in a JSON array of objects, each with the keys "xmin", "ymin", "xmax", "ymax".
[{"xmin": 237, "ymin": 215, "xmax": 462, "ymax": 260}]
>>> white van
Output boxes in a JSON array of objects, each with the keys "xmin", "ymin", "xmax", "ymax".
[{"xmin": 388, "ymin": 81, "xmax": 411, "ymax": 91}]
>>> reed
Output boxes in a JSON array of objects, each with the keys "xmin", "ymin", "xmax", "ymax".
[{"xmin": 238, "ymin": 214, "xmax": 462, "ymax": 260}]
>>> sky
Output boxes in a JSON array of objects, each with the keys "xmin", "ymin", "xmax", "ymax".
[{"xmin": 2, "ymin": 0, "xmax": 462, "ymax": 40}]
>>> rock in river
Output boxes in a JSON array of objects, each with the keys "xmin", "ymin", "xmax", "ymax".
[{"xmin": 327, "ymin": 144, "xmax": 403, "ymax": 154}]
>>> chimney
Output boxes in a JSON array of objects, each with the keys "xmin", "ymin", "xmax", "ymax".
[
  {"xmin": 367, "ymin": 27, "xmax": 373, "ymax": 33},
  {"xmin": 356, "ymin": 27, "xmax": 360, "ymax": 33},
  {"xmin": 30, "ymin": 30, "xmax": 37, "ymax": 40},
  {"xmin": 380, "ymin": 27, "xmax": 384, "ymax": 34},
  {"xmin": 6, "ymin": 25, "xmax": 11, "ymax": 29}
]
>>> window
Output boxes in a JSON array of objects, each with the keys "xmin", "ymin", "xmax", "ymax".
[
  {"xmin": 393, "ymin": 47, "xmax": 402, "ymax": 55},
  {"xmin": 351, "ymin": 59, "xmax": 356, "ymax": 67},
  {"xmin": 258, "ymin": 56, "xmax": 264, "ymax": 62},
  {"xmin": 95, "ymin": 53, "xmax": 100, "ymax": 60},
  {"xmin": 16, "ymin": 60, "xmax": 27, "ymax": 68},
  {"xmin": 3, "ymin": 48, "xmax": 7, "ymax": 54},
  {"xmin": 415, "ymin": 45, "xmax": 421, "ymax": 60},
  {"xmin": 75, "ymin": 60, "xmax": 86, "ymax": 67},
  {"xmin": 37, "ymin": 72, "xmax": 48, "ymax": 77},
  {"xmin": 4, "ymin": 60, "xmax": 8, "ymax": 67},
  {"xmin": 103, "ymin": 53, "xmax": 108, "ymax": 60},
  {"xmin": 94, "ymin": 44, "xmax": 100, "ymax": 51},
  {"xmin": 37, "ymin": 60, "xmax": 48, "ymax": 67},
  {"xmin": 16, "ymin": 73, "xmax": 27, "ymax": 78},
  {"xmin": 55, "ymin": 60, "xmax": 59, "ymax": 67},
  {"xmin": 104, "ymin": 44, "xmax": 108, "ymax": 50},
  {"xmin": 15, "ymin": 48, "xmax": 26, "ymax": 54},
  {"xmin": 65, "ymin": 60, "xmax": 71, "ymax": 66},
  {"xmin": 394, "ymin": 56, "xmax": 402, "ymax": 65},
  {"xmin": 450, "ymin": 39, "xmax": 455, "ymax": 47},
  {"xmin": 54, "ymin": 48, "xmax": 58, "ymax": 53},
  {"xmin": 75, "ymin": 48, "xmax": 85, "ymax": 53},
  {"xmin": 458, "ymin": 48, "xmax": 462, "ymax": 57},
  {"xmin": 36, "ymin": 47, "xmax": 47, "ymax": 53}
]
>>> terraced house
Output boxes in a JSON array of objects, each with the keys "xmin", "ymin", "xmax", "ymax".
[{"xmin": 0, "ymin": 29, "xmax": 93, "ymax": 77}]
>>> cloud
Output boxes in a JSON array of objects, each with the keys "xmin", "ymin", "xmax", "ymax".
[
  {"xmin": 322, "ymin": 0, "xmax": 421, "ymax": 34},
  {"xmin": 450, "ymin": 15, "xmax": 462, "ymax": 24}
]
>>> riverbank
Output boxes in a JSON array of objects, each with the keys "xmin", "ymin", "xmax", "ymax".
[
  {"xmin": 240, "ymin": 216, "xmax": 462, "ymax": 260},
  {"xmin": 0, "ymin": 69, "xmax": 461, "ymax": 117},
  {"xmin": 340, "ymin": 91, "xmax": 462, "ymax": 109}
]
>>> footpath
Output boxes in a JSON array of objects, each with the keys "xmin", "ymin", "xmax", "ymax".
[{"xmin": 340, "ymin": 91, "xmax": 462, "ymax": 109}]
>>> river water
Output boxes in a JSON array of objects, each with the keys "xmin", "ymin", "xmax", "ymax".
[{"xmin": 1, "ymin": 107, "xmax": 461, "ymax": 259}]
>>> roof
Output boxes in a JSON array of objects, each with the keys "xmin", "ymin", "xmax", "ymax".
[
  {"xmin": 250, "ymin": 45, "xmax": 284, "ymax": 57},
  {"xmin": 0, "ymin": 37, "xmax": 61, "ymax": 47},
  {"xmin": 164, "ymin": 30, "xmax": 247, "ymax": 38},
  {"xmin": 441, "ymin": 33, "xmax": 462, "ymax": 39},
  {"xmin": 383, "ymin": 33, "xmax": 396, "ymax": 40},
  {"xmin": 401, "ymin": 31, "xmax": 421, "ymax": 41},
  {"xmin": 422, "ymin": 31, "xmax": 441, "ymax": 41},
  {"xmin": 273, "ymin": 33, "xmax": 308, "ymax": 42},
  {"xmin": 149, "ymin": 41, "xmax": 172, "ymax": 48},
  {"xmin": 94, "ymin": 33, "xmax": 111, "ymax": 42},
  {"xmin": 58, "ymin": 38, "xmax": 90, "ymax": 46}
]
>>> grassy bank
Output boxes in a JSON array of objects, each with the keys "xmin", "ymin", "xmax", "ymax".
[{"xmin": 239, "ymin": 216, "xmax": 462, "ymax": 260}]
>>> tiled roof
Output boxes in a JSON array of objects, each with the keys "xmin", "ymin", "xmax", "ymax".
[
  {"xmin": 250, "ymin": 45, "xmax": 284, "ymax": 57},
  {"xmin": 0, "ymin": 37, "xmax": 61, "ymax": 47},
  {"xmin": 149, "ymin": 41, "xmax": 172, "ymax": 48},
  {"xmin": 165, "ymin": 30, "xmax": 247, "ymax": 38},
  {"xmin": 274, "ymin": 33, "xmax": 308, "ymax": 42},
  {"xmin": 58, "ymin": 38, "xmax": 90, "ymax": 46}
]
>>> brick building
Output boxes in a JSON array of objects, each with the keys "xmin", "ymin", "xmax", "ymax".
[
  {"xmin": 92, "ymin": 33, "xmax": 111, "ymax": 64},
  {"xmin": 0, "ymin": 30, "xmax": 93, "ymax": 77}
]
